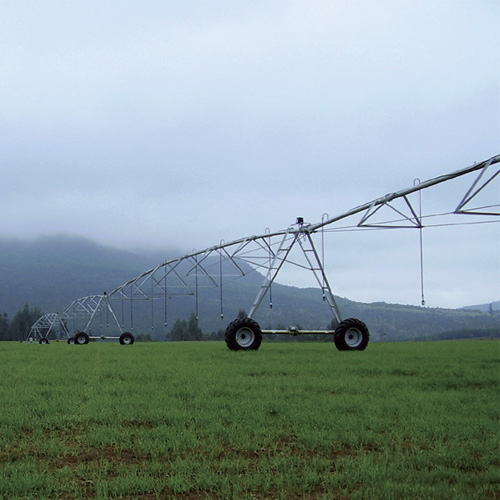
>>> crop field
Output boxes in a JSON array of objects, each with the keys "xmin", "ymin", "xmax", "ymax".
[{"xmin": 0, "ymin": 340, "xmax": 498, "ymax": 500}]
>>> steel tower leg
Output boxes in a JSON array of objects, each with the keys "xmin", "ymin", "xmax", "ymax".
[
  {"xmin": 247, "ymin": 227, "xmax": 342, "ymax": 324},
  {"xmin": 297, "ymin": 232, "xmax": 342, "ymax": 323},
  {"xmin": 248, "ymin": 229, "xmax": 298, "ymax": 319}
]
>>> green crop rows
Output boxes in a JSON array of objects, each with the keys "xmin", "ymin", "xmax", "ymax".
[{"xmin": 0, "ymin": 340, "xmax": 498, "ymax": 499}]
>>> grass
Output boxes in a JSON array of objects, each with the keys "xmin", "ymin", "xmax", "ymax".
[{"xmin": 0, "ymin": 340, "xmax": 498, "ymax": 499}]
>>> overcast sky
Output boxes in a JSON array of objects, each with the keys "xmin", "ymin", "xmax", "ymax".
[{"xmin": 1, "ymin": 0, "xmax": 499, "ymax": 309}]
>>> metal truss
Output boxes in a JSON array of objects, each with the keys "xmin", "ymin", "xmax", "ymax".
[
  {"xmin": 59, "ymin": 294, "xmax": 122, "ymax": 333},
  {"xmin": 309, "ymin": 154, "xmax": 499, "ymax": 232},
  {"xmin": 29, "ymin": 154, "xmax": 499, "ymax": 340},
  {"xmin": 108, "ymin": 224, "xmax": 343, "ymax": 324},
  {"xmin": 28, "ymin": 312, "xmax": 69, "ymax": 341}
]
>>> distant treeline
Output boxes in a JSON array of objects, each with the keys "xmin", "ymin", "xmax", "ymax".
[
  {"xmin": 0, "ymin": 304, "xmax": 43, "ymax": 341},
  {"xmin": 1, "ymin": 304, "xmax": 498, "ymax": 343},
  {"xmin": 414, "ymin": 327, "xmax": 499, "ymax": 342}
]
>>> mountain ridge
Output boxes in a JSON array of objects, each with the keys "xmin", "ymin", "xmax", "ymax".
[{"xmin": 0, "ymin": 235, "xmax": 498, "ymax": 341}]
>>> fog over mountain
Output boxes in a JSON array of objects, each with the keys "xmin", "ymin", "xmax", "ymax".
[{"xmin": 0, "ymin": 235, "xmax": 498, "ymax": 341}]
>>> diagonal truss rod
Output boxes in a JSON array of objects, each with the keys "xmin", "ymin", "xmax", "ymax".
[
  {"xmin": 296, "ymin": 231, "xmax": 342, "ymax": 321},
  {"xmin": 247, "ymin": 228, "xmax": 297, "ymax": 319},
  {"xmin": 60, "ymin": 294, "xmax": 122, "ymax": 333},
  {"xmin": 455, "ymin": 158, "xmax": 500, "ymax": 215},
  {"xmin": 27, "ymin": 313, "xmax": 70, "ymax": 340},
  {"xmin": 308, "ymin": 154, "xmax": 500, "ymax": 232}
]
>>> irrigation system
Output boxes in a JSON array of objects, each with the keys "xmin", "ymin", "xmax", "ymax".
[{"xmin": 29, "ymin": 154, "xmax": 499, "ymax": 350}]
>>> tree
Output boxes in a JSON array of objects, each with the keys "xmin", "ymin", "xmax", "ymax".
[
  {"xmin": 135, "ymin": 333, "xmax": 154, "ymax": 342},
  {"xmin": 168, "ymin": 313, "xmax": 204, "ymax": 341},
  {"xmin": 0, "ymin": 313, "xmax": 9, "ymax": 341},
  {"xmin": 187, "ymin": 313, "xmax": 203, "ymax": 340},
  {"xmin": 169, "ymin": 318, "xmax": 188, "ymax": 341},
  {"xmin": 7, "ymin": 304, "xmax": 43, "ymax": 341},
  {"xmin": 208, "ymin": 329, "xmax": 225, "ymax": 341}
]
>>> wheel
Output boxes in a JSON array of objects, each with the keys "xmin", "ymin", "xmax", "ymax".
[
  {"xmin": 74, "ymin": 331, "xmax": 89, "ymax": 345},
  {"xmin": 39, "ymin": 337, "xmax": 50, "ymax": 344},
  {"xmin": 119, "ymin": 332, "xmax": 135, "ymax": 345},
  {"xmin": 225, "ymin": 317, "xmax": 262, "ymax": 351},
  {"xmin": 334, "ymin": 318, "xmax": 369, "ymax": 351},
  {"xmin": 67, "ymin": 337, "xmax": 75, "ymax": 344}
]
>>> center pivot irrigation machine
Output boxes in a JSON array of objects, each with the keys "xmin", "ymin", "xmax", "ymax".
[{"xmin": 29, "ymin": 155, "xmax": 499, "ymax": 350}]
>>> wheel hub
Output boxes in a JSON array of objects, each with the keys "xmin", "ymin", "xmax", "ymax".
[
  {"xmin": 236, "ymin": 328, "xmax": 255, "ymax": 348},
  {"xmin": 345, "ymin": 328, "xmax": 362, "ymax": 348}
]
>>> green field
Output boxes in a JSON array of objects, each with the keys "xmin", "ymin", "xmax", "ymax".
[{"xmin": 0, "ymin": 340, "xmax": 498, "ymax": 499}]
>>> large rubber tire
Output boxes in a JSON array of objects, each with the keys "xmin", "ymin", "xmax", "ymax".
[
  {"xmin": 39, "ymin": 337, "xmax": 49, "ymax": 345},
  {"xmin": 119, "ymin": 332, "xmax": 135, "ymax": 345},
  {"xmin": 74, "ymin": 331, "xmax": 89, "ymax": 345},
  {"xmin": 225, "ymin": 317, "xmax": 262, "ymax": 351},
  {"xmin": 67, "ymin": 337, "xmax": 75, "ymax": 344},
  {"xmin": 334, "ymin": 318, "xmax": 369, "ymax": 351}
]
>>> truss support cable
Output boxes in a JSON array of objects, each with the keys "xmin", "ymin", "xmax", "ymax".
[
  {"xmin": 248, "ymin": 229, "xmax": 297, "ymax": 319},
  {"xmin": 321, "ymin": 213, "xmax": 328, "ymax": 300},
  {"xmin": 151, "ymin": 275, "xmax": 154, "ymax": 330},
  {"xmin": 419, "ymin": 227, "xmax": 426, "ymax": 307},
  {"xmin": 419, "ymin": 215, "xmax": 426, "ymax": 308},
  {"xmin": 105, "ymin": 295, "xmax": 109, "ymax": 327},
  {"xmin": 164, "ymin": 275, "xmax": 168, "ymax": 328},
  {"xmin": 415, "ymin": 179, "xmax": 426, "ymax": 306},
  {"xmin": 194, "ymin": 254, "xmax": 199, "ymax": 320},
  {"xmin": 299, "ymin": 231, "xmax": 343, "ymax": 323},
  {"xmin": 219, "ymin": 244, "xmax": 224, "ymax": 319},
  {"xmin": 121, "ymin": 299, "xmax": 125, "ymax": 329},
  {"xmin": 130, "ymin": 295, "xmax": 134, "ymax": 332},
  {"xmin": 265, "ymin": 228, "xmax": 273, "ymax": 309},
  {"xmin": 105, "ymin": 299, "xmax": 123, "ymax": 334}
]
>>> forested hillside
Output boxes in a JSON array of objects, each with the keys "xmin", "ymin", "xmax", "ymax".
[{"xmin": 0, "ymin": 236, "xmax": 498, "ymax": 341}]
